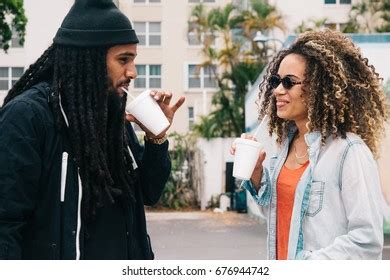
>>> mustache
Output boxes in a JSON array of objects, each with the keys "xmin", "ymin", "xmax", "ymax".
[{"xmin": 117, "ymin": 78, "xmax": 131, "ymax": 87}]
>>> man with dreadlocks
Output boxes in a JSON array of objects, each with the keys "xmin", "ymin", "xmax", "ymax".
[{"xmin": 0, "ymin": 0, "xmax": 184, "ymax": 259}]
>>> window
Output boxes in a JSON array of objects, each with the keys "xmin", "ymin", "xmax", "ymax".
[
  {"xmin": 189, "ymin": 0, "xmax": 215, "ymax": 3},
  {"xmin": 324, "ymin": 0, "xmax": 351, "ymax": 4},
  {"xmin": 0, "ymin": 27, "xmax": 23, "ymax": 48},
  {"xmin": 0, "ymin": 67, "xmax": 24, "ymax": 90},
  {"xmin": 188, "ymin": 23, "xmax": 215, "ymax": 46},
  {"xmin": 134, "ymin": 0, "xmax": 161, "ymax": 3},
  {"xmin": 134, "ymin": 65, "xmax": 161, "ymax": 89},
  {"xmin": 188, "ymin": 64, "xmax": 217, "ymax": 89},
  {"xmin": 134, "ymin": 22, "xmax": 161, "ymax": 46},
  {"xmin": 188, "ymin": 107, "xmax": 195, "ymax": 129},
  {"xmin": 11, "ymin": 27, "xmax": 22, "ymax": 48}
]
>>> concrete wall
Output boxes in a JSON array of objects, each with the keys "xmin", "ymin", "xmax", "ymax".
[{"xmin": 196, "ymin": 137, "xmax": 235, "ymax": 210}]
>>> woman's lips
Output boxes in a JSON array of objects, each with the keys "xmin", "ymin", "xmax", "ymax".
[{"xmin": 276, "ymin": 100, "xmax": 289, "ymax": 108}]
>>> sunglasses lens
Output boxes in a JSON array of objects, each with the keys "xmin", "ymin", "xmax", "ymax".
[
  {"xmin": 281, "ymin": 77, "xmax": 293, "ymax": 90},
  {"xmin": 269, "ymin": 75, "xmax": 280, "ymax": 89}
]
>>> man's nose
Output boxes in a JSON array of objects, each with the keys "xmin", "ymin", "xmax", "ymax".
[{"xmin": 125, "ymin": 64, "xmax": 137, "ymax": 79}]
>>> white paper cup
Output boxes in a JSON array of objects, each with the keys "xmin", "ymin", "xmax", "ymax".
[
  {"xmin": 233, "ymin": 138, "xmax": 263, "ymax": 180},
  {"xmin": 126, "ymin": 89, "xmax": 170, "ymax": 136}
]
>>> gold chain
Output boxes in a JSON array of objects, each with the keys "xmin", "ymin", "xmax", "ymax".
[{"xmin": 294, "ymin": 143, "xmax": 308, "ymax": 165}]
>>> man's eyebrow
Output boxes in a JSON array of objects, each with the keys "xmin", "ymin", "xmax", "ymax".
[{"xmin": 117, "ymin": 52, "xmax": 137, "ymax": 58}]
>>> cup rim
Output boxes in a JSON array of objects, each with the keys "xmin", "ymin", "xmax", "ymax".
[
  {"xmin": 234, "ymin": 138, "xmax": 262, "ymax": 148},
  {"xmin": 126, "ymin": 89, "xmax": 152, "ymax": 111}
]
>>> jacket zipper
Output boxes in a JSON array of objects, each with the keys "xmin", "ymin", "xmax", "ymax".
[{"xmin": 60, "ymin": 152, "xmax": 68, "ymax": 202}]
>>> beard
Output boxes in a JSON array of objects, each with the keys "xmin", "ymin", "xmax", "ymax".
[
  {"xmin": 106, "ymin": 86, "xmax": 128, "ymax": 167},
  {"xmin": 107, "ymin": 86, "xmax": 127, "ymax": 123},
  {"xmin": 105, "ymin": 86, "xmax": 138, "ymax": 204}
]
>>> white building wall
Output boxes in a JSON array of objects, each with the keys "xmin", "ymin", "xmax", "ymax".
[
  {"xmin": 0, "ymin": 48, "xmax": 25, "ymax": 104},
  {"xmin": 197, "ymin": 138, "xmax": 235, "ymax": 210},
  {"xmin": 23, "ymin": 0, "xmax": 73, "ymax": 66},
  {"xmin": 0, "ymin": 0, "xmax": 72, "ymax": 105},
  {"xmin": 269, "ymin": 0, "xmax": 355, "ymax": 33}
]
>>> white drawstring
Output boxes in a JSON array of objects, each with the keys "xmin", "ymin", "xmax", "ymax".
[
  {"xmin": 58, "ymin": 94, "xmax": 69, "ymax": 127},
  {"xmin": 127, "ymin": 146, "xmax": 138, "ymax": 170},
  {"xmin": 75, "ymin": 171, "xmax": 83, "ymax": 260},
  {"xmin": 60, "ymin": 152, "xmax": 68, "ymax": 202}
]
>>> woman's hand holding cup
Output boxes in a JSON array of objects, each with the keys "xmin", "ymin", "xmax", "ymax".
[{"xmin": 230, "ymin": 133, "xmax": 266, "ymax": 191}]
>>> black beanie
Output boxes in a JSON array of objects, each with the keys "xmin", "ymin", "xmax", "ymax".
[{"xmin": 53, "ymin": 0, "xmax": 139, "ymax": 47}]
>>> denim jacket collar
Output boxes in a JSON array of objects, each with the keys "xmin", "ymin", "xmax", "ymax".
[{"xmin": 286, "ymin": 124, "xmax": 322, "ymax": 161}]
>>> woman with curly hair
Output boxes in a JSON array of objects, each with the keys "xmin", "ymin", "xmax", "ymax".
[{"xmin": 233, "ymin": 29, "xmax": 388, "ymax": 259}]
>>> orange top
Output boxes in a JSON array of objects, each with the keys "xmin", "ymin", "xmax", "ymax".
[{"xmin": 276, "ymin": 160, "xmax": 309, "ymax": 260}]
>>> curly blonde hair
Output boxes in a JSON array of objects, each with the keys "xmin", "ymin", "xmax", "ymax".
[{"xmin": 259, "ymin": 29, "xmax": 388, "ymax": 157}]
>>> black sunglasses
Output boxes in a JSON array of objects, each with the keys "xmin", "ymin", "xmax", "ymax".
[{"xmin": 269, "ymin": 75, "xmax": 302, "ymax": 90}]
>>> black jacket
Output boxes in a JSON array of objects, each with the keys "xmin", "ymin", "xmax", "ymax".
[{"xmin": 0, "ymin": 82, "xmax": 171, "ymax": 259}]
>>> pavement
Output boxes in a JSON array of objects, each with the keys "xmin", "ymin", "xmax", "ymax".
[
  {"xmin": 146, "ymin": 211, "xmax": 390, "ymax": 260},
  {"xmin": 146, "ymin": 211, "xmax": 267, "ymax": 260}
]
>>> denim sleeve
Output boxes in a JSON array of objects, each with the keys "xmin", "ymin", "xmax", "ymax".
[{"xmin": 241, "ymin": 167, "xmax": 271, "ymax": 206}]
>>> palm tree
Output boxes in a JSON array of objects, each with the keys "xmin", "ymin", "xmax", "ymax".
[
  {"xmin": 238, "ymin": 0, "xmax": 285, "ymax": 38},
  {"xmin": 294, "ymin": 18, "xmax": 328, "ymax": 33},
  {"xmin": 377, "ymin": 0, "xmax": 390, "ymax": 32},
  {"xmin": 345, "ymin": 0, "xmax": 388, "ymax": 33},
  {"xmin": 188, "ymin": 1, "xmax": 285, "ymax": 138},
  {"xmin": 189, "ymin": 3, "xmax": 245, "ymax": 137},
  {"xmin": 0, "ymin": 0, "xmax": 27, "ymax": 52}
]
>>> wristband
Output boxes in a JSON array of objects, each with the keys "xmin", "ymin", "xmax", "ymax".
[{"xmin": 144, "ymin": 134, "xmax": 168, "ymax": 145}]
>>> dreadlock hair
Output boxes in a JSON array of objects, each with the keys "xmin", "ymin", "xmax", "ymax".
[
  {"xmin": 258, "ymin": 29, "xmax": 388, "ymax": 158},
  {"xmin": 4, "ymin": 44, "xmax": 138, "ymax": 219}
]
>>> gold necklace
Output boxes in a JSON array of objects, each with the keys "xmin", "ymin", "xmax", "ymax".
[{"xmin": 294, "ymin": 143, "xmax": 308, "ymax": 165}]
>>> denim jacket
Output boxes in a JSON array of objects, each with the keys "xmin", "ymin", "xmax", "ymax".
[{"xmin": 242, "ymin": 129, "xmax": 384, "ymax": 260}]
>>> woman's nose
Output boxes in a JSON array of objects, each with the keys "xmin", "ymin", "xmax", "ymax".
[{"xmin": 273, "ymin": 83, "xmax": 286, "ymax": 96}]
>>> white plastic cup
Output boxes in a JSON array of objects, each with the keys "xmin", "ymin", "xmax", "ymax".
[
  {"xmin": 233, "ymin": 138, "xmax": 263, "ymax": 180},
  {"xmin": 126, "ymin": 89, "xmax": 170, "ymax": 136}
]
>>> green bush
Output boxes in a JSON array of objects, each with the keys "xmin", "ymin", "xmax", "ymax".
[{"xmin": 153, "ymin": 132, "xmax": 199, "ymax": 210}]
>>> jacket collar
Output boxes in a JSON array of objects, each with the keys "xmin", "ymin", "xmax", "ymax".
[{"xmin": 286, "ymin": 124, "xmax": 322, "ymax": 164}]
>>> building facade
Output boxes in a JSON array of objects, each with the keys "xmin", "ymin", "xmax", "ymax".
[
  {"xmin": 1, "ymin": 0, "xmax": 363, "ymax": 133},
  {"xmin": 119, "ymin": 0, "xmax": 232, "ymax": 133}
]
